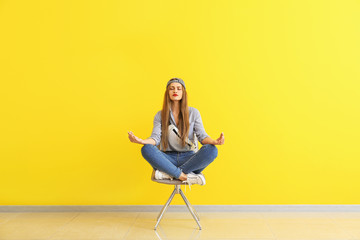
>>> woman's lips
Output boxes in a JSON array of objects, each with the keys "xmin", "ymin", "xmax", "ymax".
[{"xmin": 173, "ymin": 94, "xmax": 178, "ymax": 96}]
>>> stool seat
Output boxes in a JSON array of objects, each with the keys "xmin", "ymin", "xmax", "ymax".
[
  {"xmin": 151, "ymin": 169, "xmax": 189, "ymax": 185},
  {"xmin": 151, "ymin": 169, "xmax": 203, "ymax": 230}
]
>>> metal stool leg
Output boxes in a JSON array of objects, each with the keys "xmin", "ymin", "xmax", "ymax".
[
  {"xmin": 179, "ymin": 188, "xmax": 200, "ymax": 221},
  {"xmin": 179, "ymin": 188, "xmax": 202, "ymax": 230},
  {"xmin": 155, "ymin": 187, "xmax": 176, "ymax": 230},
  {"xmin": 154, "ymin": 185, "xmax": 202, "ymax": 230}
]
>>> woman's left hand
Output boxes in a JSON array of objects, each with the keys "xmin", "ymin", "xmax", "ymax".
[{"xmin": 214, "ymin": 132, "xmax": 225, "ymax": 145}]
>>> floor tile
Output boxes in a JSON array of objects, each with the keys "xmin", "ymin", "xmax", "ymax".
[
  {"xmin": 50, "ymin": 212, "xmax": 138, "ymax": 240},
  {"xmin": 0, "ymin": 212, "xmax": 78, "ymax": 240},
  {"xmin": 0, "ymin": 211, "xmax": 358, "ymax": 240}
]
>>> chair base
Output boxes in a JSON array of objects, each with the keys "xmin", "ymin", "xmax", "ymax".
[{"xmin": 154, "ymin": 185, "xmax": 202, "ymax": 230}]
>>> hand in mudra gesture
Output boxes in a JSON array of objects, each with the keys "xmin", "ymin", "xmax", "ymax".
[
  {"xmin": 214, "ymin": 132, "xmax": 225, "ymax": 145},
  {"xmin": 128, "ymin": 131, "xmax": 144, "ymax": 144}
]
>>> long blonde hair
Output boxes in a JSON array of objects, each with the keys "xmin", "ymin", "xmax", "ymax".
[{"xmin": 160, "ymin": 83, "xmax": 189, "ymax": 150}]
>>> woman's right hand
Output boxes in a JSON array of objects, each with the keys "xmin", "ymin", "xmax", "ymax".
[{"xmin": 128, "ymin": 131, "xmax": 144, "ymax": 144}]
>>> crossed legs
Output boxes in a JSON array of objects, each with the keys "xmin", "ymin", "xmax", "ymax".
[{"xmin": 141, "ymin": 144, "xmax": 218, "ymax": 180}]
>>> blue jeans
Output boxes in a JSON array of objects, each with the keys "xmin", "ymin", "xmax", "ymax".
[{"xmin": 141, "ymin": 144, "xmax": 218, "ymax": 179}]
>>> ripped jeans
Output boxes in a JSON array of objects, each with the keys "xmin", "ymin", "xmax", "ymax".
[{"xmin": 141, "ymin": 144, "xmax": 218, "ymax": 179}]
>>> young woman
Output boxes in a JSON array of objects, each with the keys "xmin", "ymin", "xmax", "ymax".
[{"xmin": 128, "ymin": 78, "xmax": 225, "ymax": 186}]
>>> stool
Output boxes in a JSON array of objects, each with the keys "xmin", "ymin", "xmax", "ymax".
[{"xmin": 151, "ymin": 169, "xmax": 203, "ymax": 230}]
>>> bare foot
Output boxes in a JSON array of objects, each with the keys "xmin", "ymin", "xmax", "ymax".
[{"xmin": 178, "ymin": 172, "xmax": 187, "ymax": 181}]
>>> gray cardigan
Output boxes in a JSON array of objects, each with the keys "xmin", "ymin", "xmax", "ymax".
[{"xmin": 149, "ymin": 107, "xmax": 210, "ymax": 152}]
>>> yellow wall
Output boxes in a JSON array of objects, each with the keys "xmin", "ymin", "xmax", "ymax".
[{"xmin": 1, "ymin": 0, "xmax": 360, "ymax": 205}]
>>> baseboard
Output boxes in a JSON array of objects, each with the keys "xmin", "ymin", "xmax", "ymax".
[{"xmin": 1, "ymin": 205, "xmax": 360, "ymax": 212}]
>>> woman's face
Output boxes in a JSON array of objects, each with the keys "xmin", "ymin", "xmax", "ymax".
[{"xmin": 168, "ymin": 83, "xmax": 183, "ymax": 101}]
